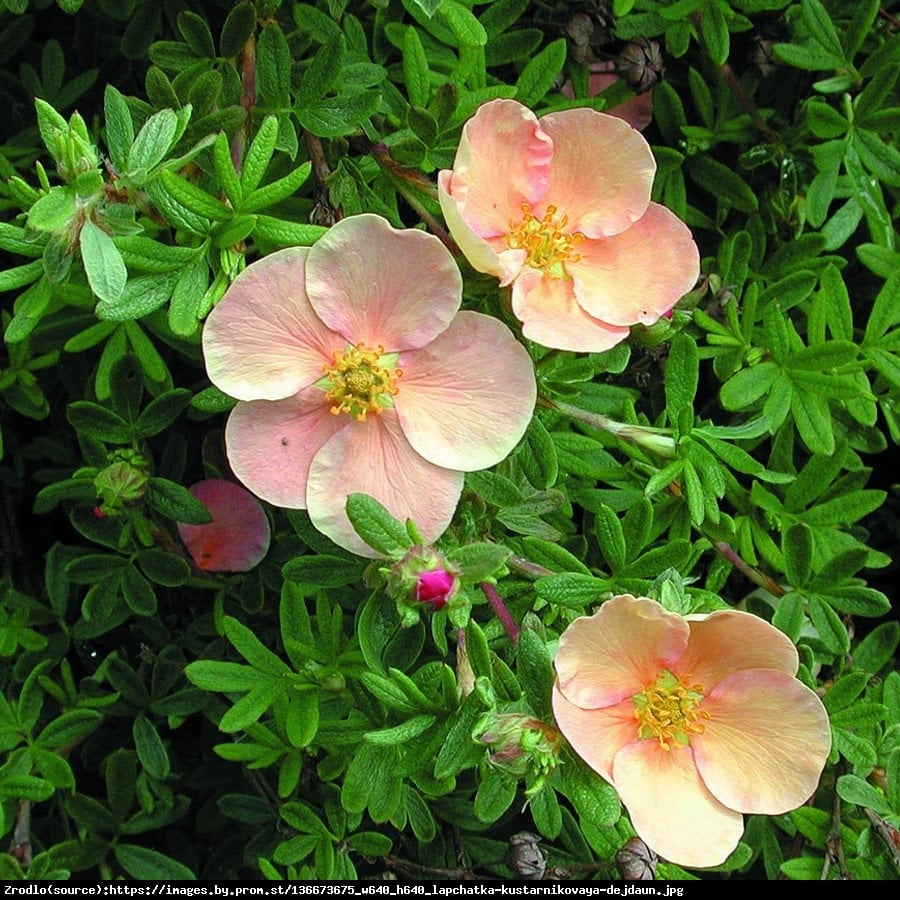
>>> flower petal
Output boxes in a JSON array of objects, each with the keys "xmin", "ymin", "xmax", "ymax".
[
  {"xmin": 177, "ymin": 479, "xmax": 271, "ymax": 572},
  {"xmin": 305, "ymin": 214, "xmax": 461, "ymax": 350},
  {"xmin": 224, "ymin": 387, "xmax": 346, "ymax": 509},
  {"xmin": 306, "ymin": 410, "xmax": 464, "ymax": 558},
  {"xmin": 613, "ymin": 740, "xmax": 745, "ymax": 869},
  {"xmin": 554, "ymin": 595, "xmax": 689, "ymax": 710},
  {"xmin": 552, "ymin": 687, "xmax": 638, "ymax": 783},
  {"xmin": 510, "ymin": 268, "xmax": 632, "ymax": 352},
  {"xmin": 437, "ymin": 174, "xmax": 525, "ymax": 283},
  {"xmin": 202, "ymin": 248, "xmax": 339, "ymax": 402},
  {"xmin": 568, "ymin": 203, "xmax": 700, "ymax": 327},
  {"xmin": 440, "ymin": 99, "xmax": 552, "ymax": 238},
  {"xmin": 691, "ymin": 669, "xmax": 831, "ymax": 815},
  {"xmin": 394, "ymin": 311, "xmax": 536, "ymax": 471},
  {"xmin": 538, "ymin": 108, "xmax": 655, "ymax": 238},
  {"xmin": 677, "ymin": 609, "xmax": 800, "ymax": 688}
]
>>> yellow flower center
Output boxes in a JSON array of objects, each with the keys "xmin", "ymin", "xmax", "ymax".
[
  {"xmin": 506, "ymin": 204, "xmax": 584, "ymax": 278},
  {"xmin": 632, "ymin": 669, "xmax": 709, "ymax": 751},
  {"xmin": 317, "ymin": 342, "xmax": 402, "ymax": 422}
]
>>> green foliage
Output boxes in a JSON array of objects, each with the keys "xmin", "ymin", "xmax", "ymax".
[{"xmin": 0, "ymin": 0, "xmax": 896, "ymax": 884}]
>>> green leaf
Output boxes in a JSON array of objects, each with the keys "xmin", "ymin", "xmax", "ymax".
[
  {"xmin": 475, "ymin": 764, "xmax": 517, "ymax": 822},
  {"xmin": 437, "ymin": 1, "xmax": 487, "ymax": 47},
  {"xmin": 783, "ymin": 522, "xmax": 813, "ymax": 587},
  {"xmin": 158, "ymin": 169, "xmax": 232, "ymax": 221},
  {"xmin": 772, "ymin": 592, "xmax": 805, "ymax": 642},
  {"xmin": 447, "ymin": 543, "xmax": 511, "ymax": 581},
  {"xmin": 220, "ymin": 0, "xmax": 257, "ymax": 55},
  {"xmin": 113, "ymin": 844, "xmax": 195, "ymax": 880},
  {"xmin": 219, "ymin": 680, "xmax": 286, "ymax": 733},
  {"xmin": 534, "ymin": 573, "xmax": 609, "ymax": 609},
  {"xmin": 224, "ymin": 616, "xmax": 290, "ymax": 676},
  {"xmin": 345, "ymin": 493, "xmax": 412, "ymax": 556},
  {"xmin": 595, "ymin": 506, "xmax": 626, "ymax": 571},
  {"xmin": 104, "ymin": 85, "xmax": 134, "ymax": 173},
  {"xmin": 402, "ymin": 26, "xmax": 430, "ymax": 108},
  {"xmin": 665, "ymin": 332, "xmax": 699, "ymax": 421},
  {"xmin": 836, "ymin": 774, "xmax": 890, "ymax": 815},
  {"xmin": 36, "ymin": 710, "xmax": 103, "ymax": 750},
  {"xmin": 517, "ymin": 625, "xmax": 554, "ymax": 719},
  {"xmin": 364, "ymin": 715, "xmax": 437, "ymax": 745},
  {"xmin": 295, "ymin": 90, "xmax": 382, "ymax": 139},
  {"xmin": 132, "ymin": 715, "xmax": 170, "ymax": 780},
  {"xmin": 700, "ymin": 0, "xmax": 729, "ymax": 65},
  {"xmin": 807, "ymin": 595, "xmax": 850, "ymax": 654},
  {"xmin": 515, "ymin": 416, "xmax": 558, "ymax": 490},
  {"xmin": 685, "ymin": 156, "xmax": 758, "ymax": 213},
  {"xmin": 515, "ymin": 38, "xmax": 566, "ymax": 107},
  {"xmin": 129, "ymin": 108, "xmax": 178, "ymax": 175},
  {"xmin": 790, "ymin": 388, "xmax": 834, "ymax": 456},
  {"xmin": 852, "ymin": 622, "xmax": 899, "ymax": 676},
  {"xmin": 296, "ymin": 34, "xmax": 344, "ymax": 108},
  {"xmin": 80, "ymin": 219, "xmax": 127, "ymax": 305},
  {"xmin": 66, "ymin": 402, "xmax": 131, "ymax": 443},
  {"xmin": 146, "ymin": 477, "xmax": 213, "ymax": 525},
  {"xmin": 341, "ymin": 742, "xmax": 400, "ymax": 814},
  {"xmin": 242, "ymin": 162, "xmax": 312, "ymax": 213},
  {"xmin": 282, "ymin": 554, "xmax": 366, "ymax": 589},
  {"xmin": 720, "ymin": 362, "xmax": 778, "ymax": 411},
  {"xmin": 185, "ymin": 660, "xmax": 275, "ymax": 692}
]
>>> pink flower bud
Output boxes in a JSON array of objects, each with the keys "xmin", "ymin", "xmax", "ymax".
[{"xmin": 415, "ymin": 568, "xmax": 457, "ymax": 609}]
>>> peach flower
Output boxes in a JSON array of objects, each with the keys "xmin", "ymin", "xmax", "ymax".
[
  {"xmin": 177, "ymin": 479, "xmax": 270, "ymax": 572},
  {"xmin": 202, "ymin": 214, "xmax": 536, "ymax": 557},
  {"xmin": 437, "ymin": 99, "xmax": 699, "ymax": 353},
  {"xmin": 552, "ymin": 595, "xmax": 831, "ymax": 869}
]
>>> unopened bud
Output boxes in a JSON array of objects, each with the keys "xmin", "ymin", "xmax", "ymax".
[
  {"xmin": 387, "ymin": 546, "xmax": 461, "ymax": 627},
  {"xmin": 93, "ymin": 450, "xmax": 149, "ymax": 515}
]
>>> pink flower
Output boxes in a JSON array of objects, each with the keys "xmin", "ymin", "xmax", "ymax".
[
  {"xmin": 177, "ymin": 479, "xmax": 271, "ymax": 572},
  {"xmin": 551, "ymin": 595, "xmax": 831, "ymax": 869},
  {"xmin": 202, "ymin": 214, "xmax": 536, "ymax": 557},
  {"xmin": 437, "ymin": 99, "xmax": 700, "ymax": 353}
]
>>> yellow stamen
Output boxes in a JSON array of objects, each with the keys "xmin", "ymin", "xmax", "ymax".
[
  {"xmin": 506, "ymin": 203, "xmax": 584, "ymax": 279},
  {"xmin": 316, "ymin": 342, "xmax": 401, "ymax": 422},
  {"xmin": 632, "ymin": 669, "xmax": 709, "ymax": 751}
]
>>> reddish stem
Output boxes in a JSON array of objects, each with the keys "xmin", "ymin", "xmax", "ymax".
[{"xmin": 480, "ymin": 581, "xmax": 520, "ymax": 643}]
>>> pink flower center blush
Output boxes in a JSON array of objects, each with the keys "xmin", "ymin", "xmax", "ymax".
[
  {"xmin": 316, "ymin": 341, "xmax": 402, "ymax": 422},
  {"xmin": 506, "ymin": 203, "xmax": 585, "ymax": 279},
  {"xmin": 632, "ymin": 669, "xmax": 709, "ymax": 750}
]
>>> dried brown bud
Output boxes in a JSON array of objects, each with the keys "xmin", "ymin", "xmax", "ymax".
[
  {"xmin": 616, "ymin": 836, "xmax": 658, "ymax": 880},
  {"xmin": 616, "ymin": 39, "xmax": 664, "ymax": 93},
  {"xmin": 507, "ymin": 832, "xmax": 546, "ymax": 880}
]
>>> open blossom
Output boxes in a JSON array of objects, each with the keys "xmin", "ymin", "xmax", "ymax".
[
  {"xmin": 177, "ymin": 479, "xmax": 271, "ymax": 572},
  {"xmin": 438, "ymin": 99, "xmax": 699, "ymax": 353},
  {"xmin": 552, "ymin": 595, "xmax": 831, "ymax": 869},
  {"xmin": 202, "ymin": 214, "xmax": 536, "ymax": 557}
]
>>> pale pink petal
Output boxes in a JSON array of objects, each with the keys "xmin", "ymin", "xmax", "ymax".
[
  {"xmin": 691, "ymin": 669, "xmax": 831, "ymax": 815},
  {"xmin": 437, "ymin": 174, "xmax": 525, "ymax": 284},
  {"xmin": 202, "ymin": 248, "xmax": 339, "ymax": 402},
  {"xmin": 177, "ymin": 480, "xmax": 271, "ymax": 572},
  {"xmin": 568, "ymin": 203, "xmax": 700, "ymax": 327},
  {"xmin": 306, "ymin": 410, "xmax": 464, "ymax": 558},
  {"xmin": 441, "ymin": 99, "xmax": 552, "ymax": 238},
  {"xmin": 511, "ymin": 268, "xmax": 631, "ymax": 352},
  {"xmin": 224, "ymin": 387, "xmax": 346, "ymax": 509},
  {"xmin": 394, "ymin": 311, "xmax": 535, "ymax": 472},
  {"xmin": 305, "ymin": 214, "xmax": 461, "ymax": 351},
  {"xmin": 552, "ymin": 687, "xmax": 638, "ymax": 783},
  {"xmin": 554, "ymin": 595, "xmax": 689, "ymax": 710},
  {"xmin": 613, "ymin": 740, "xmax": 745, "ymax": 869},
  {"xmin": 676, "ymin": 610, "xmax": 799, "ymax": 689},
  {"xmin": 537, "ymin": 108, "xmax": 655, "ymax": 238}
]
